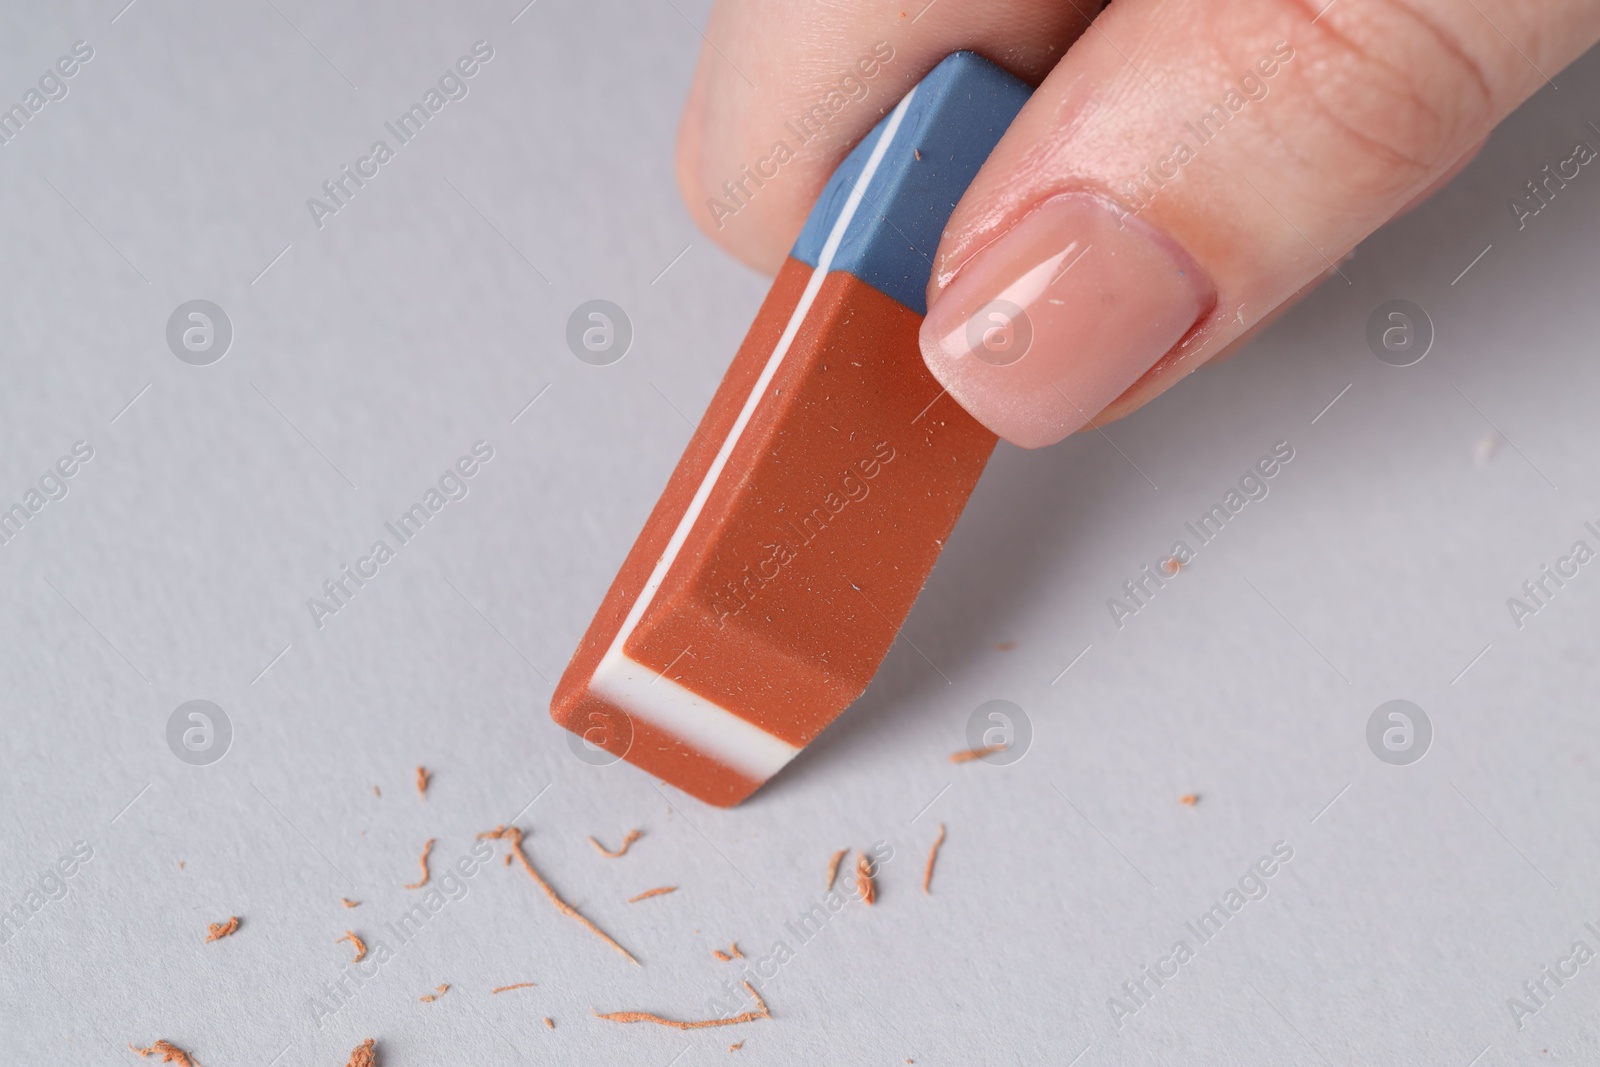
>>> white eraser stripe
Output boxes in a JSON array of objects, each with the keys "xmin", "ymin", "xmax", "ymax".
[{"xmin": 591, "ymin": 650, "xmax": 801, "ymax": 782}]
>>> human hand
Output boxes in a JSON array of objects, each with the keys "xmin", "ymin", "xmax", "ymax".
[{"xmin": 676, "ymin": 0, "xmax": 1600, "ymax": 447}]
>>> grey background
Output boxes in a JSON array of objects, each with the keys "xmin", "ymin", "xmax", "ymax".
[{"xmin": 2, "ymin": 1, "xmax": 1599, "ymax": 1065}]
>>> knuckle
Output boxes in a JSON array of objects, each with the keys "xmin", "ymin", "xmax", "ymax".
[{"xmin": 1232, "ymin": 0, "xmax": 1498, "ymax": 204}]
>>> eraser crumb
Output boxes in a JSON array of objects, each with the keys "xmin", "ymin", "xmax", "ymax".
[
  {"xmin": 589, "ymin": 829, "xmax": 642, "ymax": 857},
  {"xmin": 825, "ymin": 849, "xmax": 847, "ymax": 891},
  {"xmin": 596, "ymin": 981, "xmax": 771, "ymax": 1029},
  {"xmin": 480, "ymin": 824, "xmax": 638, "ymax": 965},
  {"xmin": 338, "ymin": 930, "xmax": 367, "ymax": 962},
  {"xmin": 922, "ymin": 823, "xmax": 946, "ymax": 895},
  {"xmin": 950, "ymin": 744, "xmax": 1006, "ymax": 764},
  {"xmin": 403, "ymin": 838, "xmax": 435, "ymax": 889},
  {"xmin": 856, "ymin": 852, "xmax": 877, "ymax": 905},
  {"xmin": 628, "ymin": 885, "xmax": 677, "ymax": 904},
  {"xmin": 345, "ymin": 1038, "xmax": 376, "ymax": 1067},
  {"xmin": 128, "ymin": 1041, "xmax": 195, "ymax": 1066}
]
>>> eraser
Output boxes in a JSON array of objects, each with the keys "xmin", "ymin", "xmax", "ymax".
[{"xmin": 553, "ymin": 52, "xmax": 1032, "ymax": 806}]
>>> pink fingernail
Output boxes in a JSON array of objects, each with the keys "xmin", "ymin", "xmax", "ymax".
[{"xmin": 919, "ymin": 193, "xmax": 1215, "ymax": 449}]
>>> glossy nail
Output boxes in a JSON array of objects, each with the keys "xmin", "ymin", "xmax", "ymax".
[{"xmin": 919, "ymin": 193, "xmax": 1215, "ymax": 449}]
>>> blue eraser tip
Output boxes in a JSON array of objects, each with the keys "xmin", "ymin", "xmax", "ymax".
[{"xmin": 789, "ymin": 51, "xmax": 1032, "ymax": 316}]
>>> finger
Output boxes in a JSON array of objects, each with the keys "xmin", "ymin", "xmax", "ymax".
[
  {"xmin": 1106, "ymin": 132, "xmax": 1482, "ymax": 422},
  {"xmin": 1160, "ymin": 263, "xmax": 1337, "ymax": 372},
  {"xmin": 674, "ymin": 0, "xmax": 1100, "ymax": 274},
  {"xmin": 917, "ymin": 0, "xmax": 1600, "ymax": 449}
]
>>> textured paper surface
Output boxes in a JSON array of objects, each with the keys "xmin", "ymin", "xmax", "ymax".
[{"xmin": 2, "ymin": 3, "xmax": 1600, "ymax": 1065}]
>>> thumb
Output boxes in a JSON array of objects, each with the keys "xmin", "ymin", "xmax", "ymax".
[{"xmin": 918, "ymin": 0, "xmax": 1600, "ymax": 448}]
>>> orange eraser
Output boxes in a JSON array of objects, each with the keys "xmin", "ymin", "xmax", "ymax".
[{"xmin": 552, "ymin": 53, "xmax": 1031, "ymax": 805}]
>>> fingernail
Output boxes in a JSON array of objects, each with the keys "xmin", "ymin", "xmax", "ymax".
[{"xmin": 919, "ymin": 193, "xmax": 1215, "ymax": 449}]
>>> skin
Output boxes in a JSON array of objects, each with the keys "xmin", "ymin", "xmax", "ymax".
[{"xmin": 675, "ymin": 0, "xmax": 1600, "ymax": 439}]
